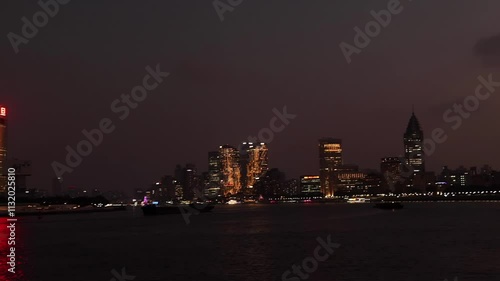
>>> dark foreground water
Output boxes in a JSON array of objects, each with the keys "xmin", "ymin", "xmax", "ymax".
[{"xmin": 2, "ymin": 203, "xmax": 500, "ymax": 281}]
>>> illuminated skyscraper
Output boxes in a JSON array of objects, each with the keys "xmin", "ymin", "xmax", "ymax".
[
  {"xmin": 319, "ymin": 138, "xmax": 343, "ymax": 197},
  {"xmin": 240, "ymin": 142, "xmax": 268, "ymax": 192},
  {"xmin": 172, "ymin": 163, "xmax": 200, "ymax": 200},
  {"xmin": 0, "ymin": 105, "xmax": 7, "ymax": 194},
  {"xmin": 404, "ymin": 111, "xmax": 425, "ymax": 175},
  {"xmin": 206, "ymin": 151, "xmax": 222, "ymax": 197},
  {"xmin": 208, "ymin": 151, "xmax": 221, "ymax": 186},
  {"xmin": 184, "ymin": 164, "xmax": 198, "ymax": 200},
  {"xmin": 219, "ymin": 145, "xmax": 241, "ymax": 195}
]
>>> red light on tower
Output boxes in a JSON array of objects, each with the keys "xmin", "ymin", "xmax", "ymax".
[{"xmin": 0, "ymin": 107, "xmax": 6, "ymax": 117}]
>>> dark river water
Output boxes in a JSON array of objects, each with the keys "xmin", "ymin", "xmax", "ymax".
[{"xmin": 2, "ymin": 202, "xmax": 500, "ymax": 281}]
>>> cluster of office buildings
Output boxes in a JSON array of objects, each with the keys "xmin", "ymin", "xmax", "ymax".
[
  {"xmin": 144, "ymin": 110, "xmax": 500, "ymax": 201},
  {"xmin": 143, "ymin": 142, "xmax": 269, "ymax": 201}
]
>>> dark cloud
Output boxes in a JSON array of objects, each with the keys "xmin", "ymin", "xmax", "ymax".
[{"xmin": 475, "ymin": 34, "xmax": 500, "ymax": 66}]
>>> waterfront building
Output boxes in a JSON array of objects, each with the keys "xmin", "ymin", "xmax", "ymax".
[
  {"xmin": 282, "ymin": 178, "xmax": 300, "ymax": 196},
  {"xmin": 240, "ymin": 142, "xmax": 268, "ymax": 193},
  {"xmin": 334, "ymin": 169, "xmax": 366, "ymax": 194},
  {"xmin": 404, "ymin": 111, "xmax": 425, "ymax": 176},
  {"xmin": 300, "ymin": 175, "xmax": 321, "ymax": 193},
  {"xmin": 254, "ymin": 168, "xmax": 285, "ymax": 196},
  {"xmin": 219, "ymin": 145, "xmax": 241, "ymax": 195},
  {"xmin": 380, "ymin": 157, "xmax": 403, "ymax": 192},
  {"xmin": 208, "ymin": 151, "xmax": 222, "ymax": 189},
  {"xmin": 318, "ymin": 138, "xmax": 343, "ymax": 197}
]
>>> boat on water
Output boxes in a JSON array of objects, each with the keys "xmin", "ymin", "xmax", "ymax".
[
  {"xmin": 141, "ymin": 203, "xmax": 215, "ymax": 216},
  {"xmin": 374, "ymin": 202, "xmax": 404, "ymax": 210}
]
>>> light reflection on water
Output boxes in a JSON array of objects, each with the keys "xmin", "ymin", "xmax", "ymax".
[{"xmin": 8, "ymin": 203, "xmax": 500, "ymax": 281}]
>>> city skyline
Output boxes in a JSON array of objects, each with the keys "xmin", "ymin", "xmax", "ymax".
[
  {"xmin": 2, "ymin": 105, "xmax": 498, "ymax": 200},
  {"xmin": 2, "ymin": 2, "xmax": 500, "ymax": 281},
  {"xmin": 2, "ymin": 103, "xmax": 500, "ymax": 192}
]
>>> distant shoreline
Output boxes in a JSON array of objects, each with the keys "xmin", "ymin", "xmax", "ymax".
[{"xmin": 0, "ymin": 205, "xmax": 127, "ymax": 217}]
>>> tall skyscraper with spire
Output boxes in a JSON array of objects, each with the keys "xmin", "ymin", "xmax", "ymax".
[{"xmin": 404, "ymin": 110, "xmax": 425, "ymax": 176}]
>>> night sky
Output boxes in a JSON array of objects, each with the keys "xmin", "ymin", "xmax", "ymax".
[{"xmin": 1, "ymin": 0, "xmax": 500, "ymax": 192}]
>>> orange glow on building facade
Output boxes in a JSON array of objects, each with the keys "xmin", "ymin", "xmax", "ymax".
[
  {"xmin": 319, "ymin": 138, "xmax": 343, "ymax": 197},
  {"xmin": 219, "ymin": 145, "xmax": 241, "ymax": 195},
  {"xmin": 242, "ymin": 142, "xmax": 268, "ymax": 190}
]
